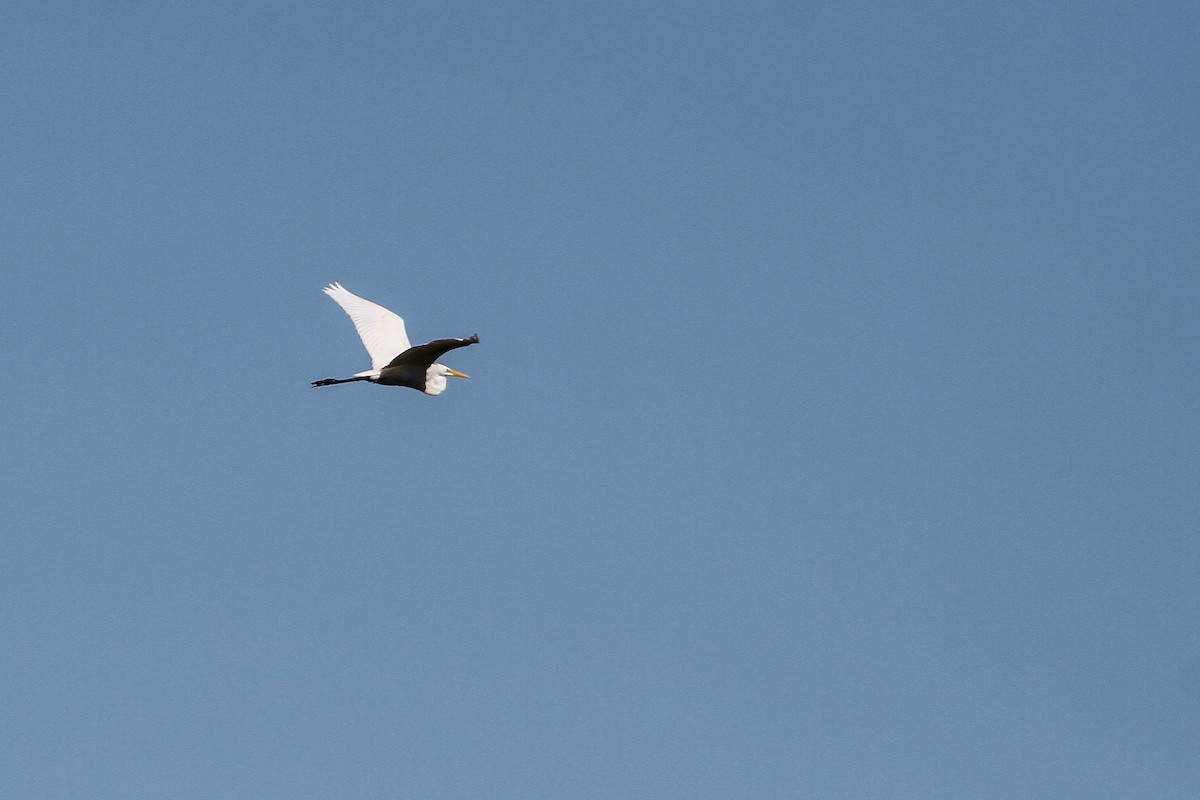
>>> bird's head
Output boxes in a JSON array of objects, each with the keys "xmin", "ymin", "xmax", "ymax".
[{"xmin": 423, "ymin": 363, "xmax": 471, "ymax": 396}]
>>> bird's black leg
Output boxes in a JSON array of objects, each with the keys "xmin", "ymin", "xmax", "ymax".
[{"xmin": 311, "ymin": 376, "xmax": 371, "ymax": 387}]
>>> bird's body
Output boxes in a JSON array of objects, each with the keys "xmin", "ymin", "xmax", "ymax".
[{"xmin": 312, "ymin": 283, "xmax": 478, "ymax": 396}]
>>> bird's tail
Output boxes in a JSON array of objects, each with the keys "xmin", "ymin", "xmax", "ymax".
[{"xmin": 311, "ymin": 376, "xmax": 372, "ymax": 387}]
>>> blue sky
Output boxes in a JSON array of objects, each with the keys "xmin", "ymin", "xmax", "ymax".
[{"xmin": 2, "ymin": 2, "xmax": 1198, "ymax": 797}]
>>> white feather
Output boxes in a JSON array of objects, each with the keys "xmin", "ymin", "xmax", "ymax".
[
  {"xmin": 424, "ymin": 365, "xmax": 449, "ymax": 396},
  {"xmin": 322, "ymin": 282, "xmax": 412, "ymax": 371}
]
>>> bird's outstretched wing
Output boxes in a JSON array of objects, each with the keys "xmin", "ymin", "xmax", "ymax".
[
  {"xmin": 384, "ymin": 334, "xmax": 480, "ymax": 370},
  {"xmin": 323, "ymin": 283, "xmax": 412, "ymax": 371}
]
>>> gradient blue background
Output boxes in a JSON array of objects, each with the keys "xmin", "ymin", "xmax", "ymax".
[{"xmin": 3, "ymin": 3, "xmax": 1198, "ymax": 797}]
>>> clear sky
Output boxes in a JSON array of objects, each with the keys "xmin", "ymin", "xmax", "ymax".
[{"xmin": 3, "ymin": 2, "xmax": 1198, "ymax": 798}]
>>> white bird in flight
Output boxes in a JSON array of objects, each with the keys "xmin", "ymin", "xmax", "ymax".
[{"xmin": 312, "ymin": 282, "xmax": 479, "ymax": 396}]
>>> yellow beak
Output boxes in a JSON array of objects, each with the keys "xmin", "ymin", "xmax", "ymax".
[{"xmin": 446, "ymin": 368, "xmax": 471, "ymax": 379}]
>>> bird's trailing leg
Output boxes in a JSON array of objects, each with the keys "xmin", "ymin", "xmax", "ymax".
[{"xmin": 311, "ymin": 376, "xmax": 373, "ymax": 387}]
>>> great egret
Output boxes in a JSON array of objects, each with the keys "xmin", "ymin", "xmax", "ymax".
[{"xmin": 311, "ymin": 282, "xmax": 479, "ymax": 396}]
